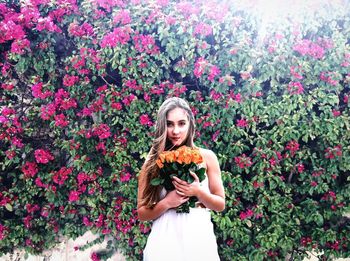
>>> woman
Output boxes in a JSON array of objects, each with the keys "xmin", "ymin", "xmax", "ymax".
[{"xmin": 137, "ymin": 97, "xmax": 225, "ymax": 261}]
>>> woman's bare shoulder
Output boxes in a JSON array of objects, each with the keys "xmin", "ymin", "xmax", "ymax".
[{"xmin": 198, "ymin": 147, "xmax": 218, "ymax": 161}]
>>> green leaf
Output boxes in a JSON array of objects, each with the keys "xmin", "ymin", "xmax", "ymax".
[
  {"xmin": 5, "ymin": 203, "xmax": 13, "ymax": 212},
  {"xmin": 150, "ymin": 178, "xmax": 163, "ymax": 186}
]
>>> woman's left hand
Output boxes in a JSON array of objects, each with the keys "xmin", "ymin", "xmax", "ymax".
[{"xmin": 172, "ymin": 172, "xmax": 201, "ymax": 197}]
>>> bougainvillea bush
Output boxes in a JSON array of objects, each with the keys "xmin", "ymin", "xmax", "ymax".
[{"xmin": 1, "ymin": 0, "xmax": 350, "ymax": 260}]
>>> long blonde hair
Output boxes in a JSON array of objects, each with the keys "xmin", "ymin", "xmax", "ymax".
[{"xmin": 139, "ymin": 97, "xmax": 196, "ymax": 208}]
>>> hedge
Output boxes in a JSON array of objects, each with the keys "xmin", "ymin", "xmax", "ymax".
[{"xmin": 0, "ymin": 0, "xmax": 350, "ymax": 260}]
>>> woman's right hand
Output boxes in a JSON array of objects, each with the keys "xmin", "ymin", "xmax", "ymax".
[{"xmin": 163, "ymin": 190, "xmax": 189, "ymax": 209}]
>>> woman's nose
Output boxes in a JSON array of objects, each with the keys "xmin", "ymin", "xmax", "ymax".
[{"xmin": 173, "ymin": 125, "xmax": 180, "ymax": 134}]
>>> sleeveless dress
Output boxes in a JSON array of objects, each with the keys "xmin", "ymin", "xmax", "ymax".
[{"xmin": 143, "ymin": 175, "xmax": 220, "ymax": 261}]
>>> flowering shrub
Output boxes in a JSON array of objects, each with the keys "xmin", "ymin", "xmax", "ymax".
[{"xmin": 1, "ymin": 0, "xmax": 350, "ymax": 260}]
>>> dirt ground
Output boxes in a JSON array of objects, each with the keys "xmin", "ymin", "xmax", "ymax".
[{"xmin": 0, "ymin": 231, "xmax": 125, "ymax": 261}]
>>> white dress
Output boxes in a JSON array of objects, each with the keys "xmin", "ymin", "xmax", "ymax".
[{"xmin": 143, "ymin": 176, "xmax": 220, "ymax": 261}]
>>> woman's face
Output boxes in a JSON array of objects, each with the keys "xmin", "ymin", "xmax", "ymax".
[{"xmin": 166, "ymin": 107, "xmax": 190, "ymax": 146}]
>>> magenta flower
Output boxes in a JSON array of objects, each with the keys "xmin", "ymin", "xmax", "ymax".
[
  {"xmin": 194, "ymin": 22, "xmax": 213, "ymax": 36},
  {"xmin": 35, "ymin": 149, "xmax": 54, "ymax": 164},
  {"xmin": 83, "ymin": 216, "xmax": 93, "ymax": 227},
  {"xmin": 208, "ymin": 65, "xmax": 221, "ymax": 82},
  {"xmin": 332, "ymin": 110, "xmax": 341, "ymax": 117},
  {"xmin": 288, "ymin": 81, "xmax": 304, "ymax": 95},
  {"xmin": 31, "ymin": 82, "xmax": 52, "ymax": 99},
  {"xmin": 290, "ymin": 66, "xmax": 303, "ymax": 79},
  {"xmin": 63, "ymin": 75, "xmax": 79, "ymax": 87},
  {"xmin": 120, "ymin": 172, "xmax": 131, "ymax": 182},
  {"xmin": 68, "ymin": 191, "xmax": 80, "ymax": 202},
  {"xmin": 11, "ymin": 38, "xmax": 30, "ymax": 54},
  {"xmin": 293, "ymin": 39, "xmax": 325, "ymax": 59},
  {"xmin": 193, "ymin": 57, "xmax": 208, "ymax": 78},
  {"xmin": 92, "ymin": 124, "xmax": 111, "ymax": 139},
  {"xmin": 22, "ymin": 162, "xmax": 38, "ymax": 178},
  {"xmin": 111, "ymin": 102, "xmax": 123, "ymax": 110},
  {"xmin": 113, "ymin": 10, "xmax": 131, "ymax": 25},
  {"xmin": 235, "ymin": 154, "xmax": 252, "ymax": 169},
  {"xmin": 296, "ymin": 163, "xmax": 305, "ymax": 173},
  {"xmin": 100, "ymin": 27, "xmax": 131, "ymax": 48},
  {"xmin": 239, "ymin": 209, "xmax": 254, "ymax": 220},
  {"xmin": 54, "ymin": 113, "xmax": 69, "ymax": 127},
  {"xmin": 285, "ymin": 140, "xmax": 300, "ymax": 156},
  {"xmin": 40, "ymin": 103, "xmax": 56, "ymax": 120},
  {"xmin": 91, "ymin": 252, "xmax": 100, "ymax": 261},
  {"xmin": 236, "ymin": 118, "xmax": 248, "ymax": 128},
  {"xmin": 325, "ymin": 145, "xmax": 342, "ymax": 159},
  {"xmin": 52, "ymin": 167, "xmax": 72, "ymax": 185},
  {"xmin": 140, "ymin": 114, "xmax": 153, "ymax": 127},
  {"xmin": 0, "ymin": 223, "xmax": 8, "ymax": 240}
]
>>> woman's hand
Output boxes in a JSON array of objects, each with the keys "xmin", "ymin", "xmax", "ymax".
[
  {"xmin": 172, "ymin": 172, "xmax": 202, "ymax": 198},
  {"xmin": 163, "ymin": 190, "xmax": 189, "ymax": 209}
]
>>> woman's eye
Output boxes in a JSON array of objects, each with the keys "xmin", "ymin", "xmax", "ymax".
[
  {"xmin": 167, "ymin": 123, "xmax": 173, "ymax": 127},
  {"xmin": 180, "ymin": 122, "xmax": 186, "ymax": 126}
]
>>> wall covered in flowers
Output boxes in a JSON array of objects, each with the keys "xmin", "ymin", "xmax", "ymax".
[{"xmin": 0, "ymin": 0, "xmax": 350, "ymax": 260}]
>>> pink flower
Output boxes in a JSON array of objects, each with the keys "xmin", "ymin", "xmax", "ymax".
[
  {"xmin": 235, "ymin": 154, "xmax": 252, "ymax": 169},
  {"xmin": 311, "ymin": 181, "xmax": 318, "ymax": 187},
  {"xmin": 140, "ymin": 114, "xmax": 153, "ymax": 126},
  {"xmin": 100, "ymin": 27, "xmax": 131, "ymax": 48},
  {"xmin": 120, "ymin": 172, "xmax": 131, "ymax": 182},
  {"xmin": 193, "ymin": 57, "xmax": 208, "ymax": 78},
  {"xmin": 91, "ymin": 252, "xmax": 100, "ymax": 261},
  {"xmin": 133, "ymin": 34, "xmax": 159, "ymax": 55},
  {"xmin": 11, "ymin": 38, "xmax": 31, "ymax": 54},
  {"xmin": 240, "ymin": 71, "xmax": 251, "ymax": 80},
  {"xmin": 293, "ymin": 39, "xmax": 325, "ymax": 59},
  {"xmin": 290, "ymin": 66, "xmax": 303, "ymax": 79},
  {"xmin": 68, "ymin": 191, "xmax": 80, "ymax": 202},
  {"xmin": 285, "ymin": 140, "xmax": 300, "ymax": 156},
  {"xmin": 111, "ymin": 102, "xmax": 122, "ymax": 110},
  {"xmin": 236, "ymin": 118, "xmax": 248, "ymax": 128},
  {"xmin": 288, "ymin": 81, "xmax": 304, "ymax": 95},
  {"xmin": 54, "ymin": 113, "xmax": 69, "ymax": 127},
  {"xmin": 194, "ymin": 22, "xmax": 212, "ymax": 36},
  {"xmin": 12, "ymin": 137, "xmax": 24, "ymax": 148},
  {"xmin": 68, "ymin": 22, "xmax": 94, "ymax": 37},
  {"xmin": 63, "ymin": 75, "xmax": 79, "ymax": 87},
  {"xmin": 113, "ymin": 10, "xmax": 131, "ymax": 25},
  {"xmin": 325, "ymin": 145, "xmax": 342, "ymax": 159},
  {"xmin": 52, "ymin": 167, "xmax": 72, "ymax": 185},
  {"xmin": 6, "ymin": 150, "xmax": 16, "ymax": 159},
  {"xmin": 296, "ymin": 163, "xmax": 304, "ymax": 173},
  {"xmin": 22, "ymin": 162, "xmax": 38, "ymax": 178},
  {"xmin": 1, "ymin": 83, "xmax": 14, "ymax": 91},
  {"xmin": 239, "ymin": 209, "xmax": 254, "ymax": 220},
  {"xmin": 23, "ymin": 215, "xmax": 32, "ymax": 228},
  {"xmin": 83, "ymin": 216, "xmax": 93, "ymax": 227},
  {"xmin": 40, "ymin": 103, "xmax": 56, "ymax": 120},
  {"xmin": 92, "ymin": 124, "xmax": 111, "ymax": 139},
  {"xmin": 96, "ymin": 142, "xmax": 106, "ymax": 155},
  {"xmin": 332, "ymin": 110, "xmax": 341, "ymax": 117},
  {"xmin": 208, "ymin": 65, "xmax": 221, "ymax": 82},
  {"xmin": 0, "ymin": 223, "xmax": 8, "ymax": 240},
  {"xmin": 31, "ymin": 82, "xmax": 53, "ymax": 99},
  {"xmin": 253, "ymin": 181, "xmax": 264, "ymax": 189},
  {"xmin": 34, "ymin": 149, "xmax": 54, "ymax": 164}
]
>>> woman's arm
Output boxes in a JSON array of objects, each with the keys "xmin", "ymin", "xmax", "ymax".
[
  {"xmin": 172, "ymin": 149, "xmax": 225, "ymax": 212},
  {"xmin": 137, "ymin": 169, "xmax": 189, "ymax": 222}
]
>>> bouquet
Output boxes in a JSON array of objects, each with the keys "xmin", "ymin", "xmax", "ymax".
[{"xmin": 151, "ymin": 146, "xmax": 206, "ymax": 213}]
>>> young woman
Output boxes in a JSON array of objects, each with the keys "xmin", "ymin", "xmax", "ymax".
[{"xmin": 137, "ymin": 97, "xmax": 225, "ymax": 261}]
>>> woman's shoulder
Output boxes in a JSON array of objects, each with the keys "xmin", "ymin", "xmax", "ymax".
[{"xmin": 197, "ymin": 147, "xmax": 218, "ymax": 161}]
